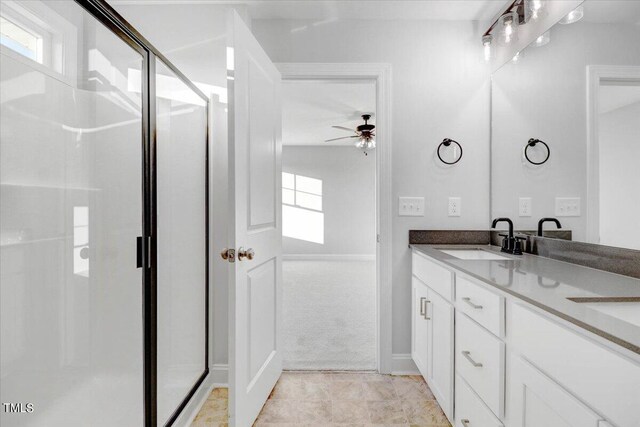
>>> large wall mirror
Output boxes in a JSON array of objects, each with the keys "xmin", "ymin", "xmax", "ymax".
[{"xmin": 491, "ymin": 0, "xmax": 640, "ymax": 250}]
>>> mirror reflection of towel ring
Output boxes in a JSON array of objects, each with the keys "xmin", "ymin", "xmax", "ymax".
[
  {"xmin": 438, "ymin": 138, "xmax": 463, "ymax": 165},
  {"xmin": 525, "ymin": 138, "xmax": 550, "ymax": 165}
]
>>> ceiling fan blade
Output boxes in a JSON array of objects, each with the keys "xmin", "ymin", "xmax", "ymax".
[
  {"xmin": 324, "ymin": 135, "xmax": 360, "ymax": 142},
  {"xmin": 331, "ymin": 125, "xmax": 357, "ymax": 133}
]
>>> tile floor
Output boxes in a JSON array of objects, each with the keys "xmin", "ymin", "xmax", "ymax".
[{"xmin": 191, "ymin": 371, "xmax": 451, "ymax": 427}]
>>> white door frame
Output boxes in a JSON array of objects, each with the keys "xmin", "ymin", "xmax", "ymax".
[
  {"xmin": 585, "ymin": 65, "xmax": 640, "ymax": 244},
  {"xmin": 276, "ymin": 63, "xmax": 393, "ymax": 374}
]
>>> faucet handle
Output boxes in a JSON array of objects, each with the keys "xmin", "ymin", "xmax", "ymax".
[{"xmin": 513, "ymin": 239, "xmax": 524, "ymax": 255}]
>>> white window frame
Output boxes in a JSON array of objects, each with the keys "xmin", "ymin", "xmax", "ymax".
[
  {"xmin": 282, "ymin": 172, "xmax": 323, "ymax": 212},
  {"xmin": 0, "ymin": 0, "xmax": 77, "ymax": 86}
]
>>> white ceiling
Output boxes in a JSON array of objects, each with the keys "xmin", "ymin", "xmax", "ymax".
[
  {"xmin": 282, "ymin": 80, "xmax": 376, "ymax": 146},
  {"xmin": 111, "ymin": 0, "xmax": 505, "ymax": 22}
]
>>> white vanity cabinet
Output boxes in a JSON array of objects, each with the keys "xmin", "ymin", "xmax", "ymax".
[
  {"xmin": 411, "ymin": 252, "xmax": 454, "ymax": 422},
  {"xmin": 508, "ymin": 355, "xmax": 602, "ymax": 427},
  {"xmin": 411, "ymin": 248, "xmax": 640, "ymax": 427}
]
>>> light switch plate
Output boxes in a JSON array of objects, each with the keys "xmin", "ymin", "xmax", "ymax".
[
  {"xmin": 448, "ymin": 197, "xmax": 461, "ymax": 217},
  {"xmin": 519, "ymin": 197, "xmax": 532, "ymax": 217},
  {"xmin": 399, "ymin": 197, "xmax": 425, "ymax": 216},
  {"xmin": 555, "ymin": 197, "xmax": 581, "ymax": 217}
]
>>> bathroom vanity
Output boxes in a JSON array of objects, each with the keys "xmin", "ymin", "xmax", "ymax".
[{"xmin": 411, "ymin": 245, "xmax": 640, "ymax": 427}]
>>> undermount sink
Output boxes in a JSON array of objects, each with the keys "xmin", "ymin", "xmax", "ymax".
[
  {"xmin": 567, "ymin": 297, "xmax": 640, "ymax": 327},
  {"xmin": 439, "ymin": 249, "xmax": 511, "ymax": 261}
]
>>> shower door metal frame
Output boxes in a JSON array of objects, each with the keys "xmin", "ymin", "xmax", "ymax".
[{"xmin": 73, "ymin": 1, "xmax": 210, "ymax": 426}]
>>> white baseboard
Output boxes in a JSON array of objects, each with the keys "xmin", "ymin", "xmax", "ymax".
[
  {"xmin": 391, "ymin": 353, "xmax": 419, "ymax": 375},
  {"xmin": 210, "ymin": 363, "xmax": 229, "ymax": 386},
  {"xmin": 283, "ymin": 254, "xmax": 376, "ymax": 261}
]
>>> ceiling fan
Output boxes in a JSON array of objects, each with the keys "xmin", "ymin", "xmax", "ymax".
[{"xmin": 325, "ymin": 114, "xmax": 376, "ymax": 153}]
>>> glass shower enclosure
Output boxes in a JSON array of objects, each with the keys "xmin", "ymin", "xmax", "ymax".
[{"xmin": 0, "ymin": 1, "xmax": 209, "ymax": 426}]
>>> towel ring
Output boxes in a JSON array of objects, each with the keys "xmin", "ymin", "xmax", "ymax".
[
  {"xmin": 524, "ymin": 138, "xmax": 550, "ymax": 165},
  {"xmin": 437, "ymin": 138, "xmax": 463, "ymax": 165}
]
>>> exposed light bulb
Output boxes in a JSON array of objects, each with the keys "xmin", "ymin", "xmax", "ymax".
[
  {"xmin": 498, "ymin": 12, "xmax": 519, "ymax": 46},
  {"xmin": 559, "ymin": 4, "xmax": 584, "ymax": 25},
  {"xmin": 482, "ymin": 35, "xmax": 493, "ymax": 61},
  {"xmin": 534, "ymin": 31, "xmax": 550, "ymax": 47},
  {"xmin": 504, "ymin": 19, "xmax": 513, "ymax": 43},
  {"xmin": 528, "ymin": 0, "xmax": 544, "ymax": 20}
]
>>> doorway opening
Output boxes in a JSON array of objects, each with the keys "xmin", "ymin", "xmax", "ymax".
[{"xmin": 281, "ymin": 79, "xmax": 377, "ymax": 370}]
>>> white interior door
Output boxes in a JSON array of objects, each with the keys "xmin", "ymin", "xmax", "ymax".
[{"xmin": 226, "ymin": 11, "xmax": 283, "ymax": 427}]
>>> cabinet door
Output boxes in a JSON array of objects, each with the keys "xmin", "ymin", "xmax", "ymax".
[
  {"xmin": 508, "ymin": 356, "xmax": 602, "ymax": 427},
  {"xmin": 427, "ymin": 289, "xmax": 454, "ymax": 422},
  {"xmin": 412, "ymin": 277, "xmax": 429, "ymax": 378}
]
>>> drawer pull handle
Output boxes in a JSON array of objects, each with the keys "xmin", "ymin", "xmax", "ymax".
[
  {"xmin": 462, "ymin": 297, "xmax": 483, "ymax": 310},
  {"xmin": 462, "ymin": 350, "xmax": 483, "ymax": 367},
  {"xmin": 424, "ymin": 299, "xmax": 431, "ymax": 320},
  {"xmin": 420, "ymin": 297, "xmax": 426, "ymax": 316},
  {"xmin": 461, "ymin": 420, "xmax": 471, "ymax": 426}
]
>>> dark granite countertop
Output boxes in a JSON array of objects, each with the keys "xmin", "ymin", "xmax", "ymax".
[{"xmin": 412, "ymin": 244, "xmax": 640, "ymax": 355}]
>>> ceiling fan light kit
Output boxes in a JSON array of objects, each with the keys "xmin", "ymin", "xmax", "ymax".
[{"xmin": 326, "ymin": 113, "xmax": 377, "ymax": 155}]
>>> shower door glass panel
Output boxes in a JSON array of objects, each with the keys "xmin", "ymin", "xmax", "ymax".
[
  {"xmin": 155, "ymin": 59, "xmax": 207, "ymax": 424},
  {"xmin": 0, "ymin": 1, "xmax": 144, "ymax": 426}
]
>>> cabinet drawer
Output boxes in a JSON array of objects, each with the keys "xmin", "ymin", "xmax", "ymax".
[
  {"xmin": 509, "ymin": 302, "xmax": 640, "ymax": 427},
  {"xmin": 455, "ymin": 374, "xmax": 503, "ymax": 427},
  {"xmin": 456, "ymin": 276, "xmax": 504, "ymax": 337},
  {"xmin": 412, "ymin": 251, "xmax": 453, "ymax": 301},
  {"xmin": 456, "ymin": 313, "xmax": 505, "ymax": 418}
]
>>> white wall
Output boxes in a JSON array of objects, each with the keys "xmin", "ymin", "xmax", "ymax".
[
  {"xmin": 599, "ymin": 100, "xmax": 640, "ymax": 250},
  {"xmin": 491, "ymin": 21, "xmax": 640, "ymax": 241},
  {"xmin": 282, "ymin": 146, "xmax": 376, "ymax": 256},
  {"xmin": 112, "ymin": 6, "xmax": 493, "ymax": 367},
  {"xmin": 252, "ymin": 18, "xmax": 491, "ymax": 356}
]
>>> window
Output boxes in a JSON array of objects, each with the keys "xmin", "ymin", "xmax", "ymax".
[
  {"xmin": 282, "ymin": 172, "xmax": 322, "ymax": 211},
  {"xmin": 0, "ymin": 0, "xmax": 78, "ymax": 82},
  {"xmin": 282, "ymin": 172, "xmax": 324, "ymax": 244},
  {"xmin": 0, "ymin": 16, "xmax": 42, "ymax": 62}
]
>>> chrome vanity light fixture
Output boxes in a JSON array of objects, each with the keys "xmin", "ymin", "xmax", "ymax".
[
  {"xmin": 437, "ymin": 138, "xmax": 463, "ymax": 165},
  {"xmin": 524, "ymin": 138, "xmax": 550, "ymax": 165},
  {"xmin": 559, "ymin": 4, "xmax": 584, "ymax": 25},
  {"xmin": 481, "ymin": 0, "xmax": 527, "ymax": 60}
]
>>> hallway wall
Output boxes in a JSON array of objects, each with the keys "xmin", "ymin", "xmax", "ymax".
[{"xmin": 252, "ymin": 18, "xmax": 491, "ymax": 359}]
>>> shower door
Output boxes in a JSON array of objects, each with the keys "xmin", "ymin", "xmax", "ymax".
[
  {"xmin": 0, "ymin": 0, "xmax": 145, "ymax": 426},
  {"xmin": 155, "ymin": 59, "xmax": 209, "ymax": 426}
]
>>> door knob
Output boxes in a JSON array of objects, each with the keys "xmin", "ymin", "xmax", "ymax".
[
  {"xmin": 237, "ymin": 247, "xmax": 255, "ymax": 261},
  {"xmin": 220, "ymin": 248, "xmax": 235, "ymax": 262}
]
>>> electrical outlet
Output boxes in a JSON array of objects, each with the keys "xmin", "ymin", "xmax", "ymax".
[
  {"xmin": 448, "ymin": 197, "xmax": 461, "ymax": 217},
  {"xmin": 555, "ymin": 197, "xmax": 581, "ymax": 217},
  {"xmin": 399, "ymin": 197, "xmax": 425, "ymax": 216},
  {"xmin": 519, "ymin": 197, "xmax": 532, "ymax": 217}
]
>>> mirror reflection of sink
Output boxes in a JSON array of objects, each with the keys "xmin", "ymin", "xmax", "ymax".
[
  {"xmin": 567, "ymin": 297, "xmax": 640, "ymax": 327},
  {"xmin": 439, "ymin": 249, "xmax": 511, "ymax": 261}
]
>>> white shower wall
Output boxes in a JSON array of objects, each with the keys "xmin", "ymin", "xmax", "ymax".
[{"xmin": 1, "ymin": 42, "xmax": 145, "ymax": 427}]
